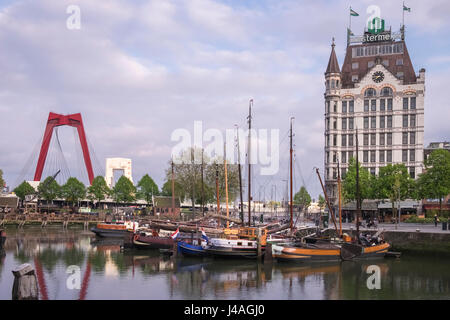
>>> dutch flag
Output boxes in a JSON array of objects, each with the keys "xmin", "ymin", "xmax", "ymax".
[
  {"xmin": 201, "ymin": 229, "xmax": 209, "ymax": 242},
  {"xmin": 171, "ymin": 228, "xmax": 180, "ymax": 240}
]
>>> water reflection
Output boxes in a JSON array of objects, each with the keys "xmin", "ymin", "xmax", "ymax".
[{"xmin": 0, "ymin": 227, "xmax": 449, "ymax": 300}]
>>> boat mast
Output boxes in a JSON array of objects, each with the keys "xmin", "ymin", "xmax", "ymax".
[
  {"xmin": 201, "ymin": 148, "xmax": 205, "ymax": 217},
  {"xmin": 215, "ymin": 162, "xmax": 221, "ymax": 227},
  {"xmin": 224, "ymin": 143, "xmax": 230, "ymax": 228},
  {"xmin": 247, "ymin": 99, "xmax": 253, "ymax": 226},
  {"xmin": 289, "ymin": 117, "xmax": 294, "ymax": 232},
  {"xmin": 337, "ymin": 157, "xmax": 342, "ymax": 237},
  {"xmin": 355, "ymin": 128, "xmax": 361, "ymax": 240},
  {"xmin": 171, "ymin": 158, "xmax": 175, "ymax": 217},
  {"xmin": 316, "ymin": 168, "xmax": 339, "ymax": 233},
  {"xmin": 236, "ymin": 125, "xmax": 244, "ymax": 224}
]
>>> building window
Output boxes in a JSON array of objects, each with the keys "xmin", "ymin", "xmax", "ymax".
[
  {"xmin": 381, "ymin": 87, "xmax": 393, "ymax": 97},
  {"xmin": 410, "ymin": 132, "xmax": 416, "ymax": 145},
  {"xmin": 396, "ymin": 58, "xmax": 404, "ymax": 66},
  {"xmin": 380, "ymin": 133, "xmax": 385, "ymax": 145},
  {"xmin": 333, "ymin": 134, "xmax": 337, "ymax": 146},
  {"xmin": 348, "ymin": 151, "xmax": 353, "ymax": 160},
  {"xmin": 368, "ymin": 61, "xmax": 375, "ymax": 68},
  {"xmin": 349, "ymin": 100, "xmax": 354, "ymax": 113},
  {"xmin": 352, "ymin": 75, "xmax": 359, "ymax": 82},
  {"xmin": 387, "ymin": 133, "xmax": 392, "ymax": 145},
  {"xmin": 403, "ymin": 97, "xmax": 408, "ymax": 110},
  {"xmin": 363, "ymin": 151, "xmax": 368, "ymax": 163},
  {"xmin": 409, "ymin": 167, "xmax": 415, "ymax": 179},
  {"xmin": 387, "ymin": 115, "xmax": 392, "ymax": 128},
  {"xmin": 333, "ymin": 119, "xmax": 337, "ymax": 129},
  {"xmin": 380, "ymin": 116, "xmax": 385, "ymax": 128},
  {"xmin": 403, "ymin": 115, "xmax": 408, "ymax": 127},
  {"xmin": 364, "ymin": 117, "xmax": 369, "ymax": 129},
  {"xmin": 364, "ymin": 100, "xmax": 369, "ymax": 112},
  {"xmin": 371, "ymin": 100, "xmax": 376, "ymax": 111},
  {"xmin": 342, "ymin": 118, "xmax": 347, "ymax": 130},
  {"xmin": 364, "ymin": 88, "xmax": 376, "ymax": 98},
  {"xmin": 348, "ymin": 134, "xmax": 354, "ymax": 146},
  {"xmin": 342, "ymin": 134, "xmax": 347, "ymax": 147},
  {"xmin": 387, "ymin": 150, "xmax": 392, "ymax": 163},
  {"xmin": 411, "ymin": 97, "xmax": 416, "ymax": 109},
  {"xmin": 352, "ymin": 62, "xmax": 359, "ymax": 69},
  {"xmin": 342, "ymin": 101, "xmax": 347, "ymax": 113},
  {"xmin": 387, "ymin": 98, "xmax": 393, "ymax": 111},
  {"xmin": 382, "ymin": 59, "xmax": 389, "ymax": 67},
  {"xmin": 342, "ymin": 151, "xmax": 347, "ymax": 163},
  {"xmin": 370, "ymin": 134, "xmax": 376, "ymax": 145},
  {"xmin": 327, "ymin": 101, "xmax": 330, "ymax": 113},
  {"xmin": 410, "ymin": 149, "xmax": 415, "ymax": 162},
  {"xmin": 326, "ymin": 134, "xmax": 329, "ymax": 146},
  {"xmin": 402, "ymin": 149, "xmax": 408, "ymax": 162},
  {"xmin": 380, "ymin": 99, "xmax": 385, "ymax": 111},
  {"xmin": 379, "ymin": 150, "xmax": 385, "ymax": 162},
  {"xmin": 326, "ymin": 152, "xmax": 329, "ymax": 164},
  {"xmin": 402, "ymin": 132, "xmax": 408, "ymax": 145},
  {"xmin": 349, "ymin": 117, "xmax": 354, "ymax": 129},
  {"xmin": 334, "ymin": 102, "xmax": 337, "ymax": 112},
  {"xmin": 363, "ymin": 134, "xmax": 369, "ymax": 146},
  {"xmin": 333, "ymin": 152, "xmax": 337, "ymax": 163},
  {"xmin": 410, "ymin": 114, "xmax": 416, "ymax": 127},
  {"xmin": 397, "ymin": 72, "xmax": 404, "ymax": 79},
  {"xmin": 371, "ymin": 116, "xmax": 376, "ymax": 128},
  {"xmin": 370, "ymin": 167, "xmax": 376, "ymax": 176},
  {"xmin": 370, "ymin": 151, "xmax": 376, "ymax": 163},
  {"xmin": 333, "ymin": 168, "xmax": 337, "ymax": 179}
]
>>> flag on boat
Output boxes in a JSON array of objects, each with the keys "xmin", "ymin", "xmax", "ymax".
[
  {"xmin": 201, "ymin": 229, "xmax": 209, "ymax": 242},
  {"xmin": 350, "ymin": 8, "xmax": 359, "ymax": 16},
  {"xmin": 171, "ymin": 228, "xmax": 180, "ymax": 239}
]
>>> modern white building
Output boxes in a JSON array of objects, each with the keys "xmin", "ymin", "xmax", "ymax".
[
  {"xmin": 105, "ymin": 158, "xmax": 133, "ymax": 188},
  {"xmin": 324, "ymin": 25, "xmax": 425, "ymax": 203}
]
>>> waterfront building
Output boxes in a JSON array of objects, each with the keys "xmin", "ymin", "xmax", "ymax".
[
  {"xmin": 324, "ymin": 24, "xmax": 425, "ymax": 204},
  {"xmin": 424, "ymin": 141, "xmax": 450, "ymax": 161}
]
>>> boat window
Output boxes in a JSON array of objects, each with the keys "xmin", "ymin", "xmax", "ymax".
[{"xmin": 237, "ymin": 242, "xmax": 242, "ymax": 246}]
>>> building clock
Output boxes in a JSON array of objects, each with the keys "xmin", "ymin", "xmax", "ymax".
[{"xmin": 372, "ymin": 71, "xmax": 385, "ymax": 83}]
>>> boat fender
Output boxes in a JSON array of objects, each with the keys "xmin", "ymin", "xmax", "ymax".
[{"xmin": 133, "ymin": 234, "xmax": 139, "ymax": 241}]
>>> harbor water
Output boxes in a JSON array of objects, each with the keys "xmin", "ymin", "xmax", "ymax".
[{"xmin": 0, "ymin": 227, "xmax": 449, "ymax": 300}]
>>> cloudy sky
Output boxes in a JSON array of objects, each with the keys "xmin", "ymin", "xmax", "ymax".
[{"xmin": 0, "ymin": 0, "xmax": 449, "ymax": 201}]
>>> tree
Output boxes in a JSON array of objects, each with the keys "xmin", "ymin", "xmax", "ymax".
[
  {"xmin": 112, "ymin": 176, "xmax": 136, "ymax": 203},
  {"xmin": 161, "ymin": 179, "xmax": 185, "ymax": 199},
  {"xmin": 342, "ymin": 158, "xmax": 374, "ymax": 203},
  {"xmin": 416, "ymin": 149, "xmax": 450, "ymax": 214},
  {"xmin": 137, "ymin": 174, "xmax": 159, "ymax": 205},
  {"xmin": 294, "ymin": 186, "xmax": 311, "ymax": 212},
  {"xmin": 14, "ymin": 181, "xmax": 36, "ymax": 202},
  {"xmin": 38, "ymin": 176, "xmax": 61, "ymax": 203},
  {"xmin": 318, "ymin": 195, "xmax": 326, "ymax": 209},
  {"xmin": 61, "ymin": 177, "xmax": 86, "ymax": 207},
  {"xmin": 0, "ymin": 169, "xmax": 5, "ymax": 192},
  {"xmin": 377, "ymin": 164, "xmax": 415, "ymax": 219},
  {"xmin": 87, "ymin": 176, "xmax": 111, "ymax": 206}
]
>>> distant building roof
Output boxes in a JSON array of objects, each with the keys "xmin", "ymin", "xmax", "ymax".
[
  {"xmin": 153, "ymin": 196, "xmax": 180, "ymax": 208},
  {"xmin": 342, "ymin": 200, "xmax": 378, "ymax": 211},
  {"xmin": 0, "ymin": 195, "xmax": 19, "ymax": 207}
]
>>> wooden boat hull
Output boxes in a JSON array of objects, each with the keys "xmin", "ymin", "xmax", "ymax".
[
  {"xmin": 177, "ymin": 241, "xmax": 206, "ymax": 257},
  {"xmin": 358, "ymin": 243, "xmax": 390, "ymax": 259},
  {"xmin": 90, "ymin": 227, "xmax": 131, "ymax": 238},
  {"xmin": 273, "ymin": 243, "xmax": 341, "ymax": 263},
  {"xmin": 0, "ymin": 229, "xmax": 5, "ymax": 250},
  {"xmin": 133, "ymin": 234, "xmax": 174, "ymax": 250}
]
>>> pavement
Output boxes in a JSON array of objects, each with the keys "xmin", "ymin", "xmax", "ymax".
[{"xmin": 296, "ymin": 220, "xmax": 450, "ymax": 234}]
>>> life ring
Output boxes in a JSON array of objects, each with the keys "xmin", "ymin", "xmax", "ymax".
[{"xmin": 133, "ymin": 234, "xmax": 139, "ymax": 242}]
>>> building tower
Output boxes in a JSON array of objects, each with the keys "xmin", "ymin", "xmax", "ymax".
[{"xmin": 324, "ymin": 22, "xmax": 425, "ymax": 205}]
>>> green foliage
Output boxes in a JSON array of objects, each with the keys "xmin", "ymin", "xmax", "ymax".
[
  {"xmin": 0, "ymin": 169, "xmax": 4, "ymax": 191},
  {"xmin": 137, "ymin": 174, "xmax": 160, "ymax": 204},
  {"xmin": 342, "ymin": 158, "xmax": 374, "ymax": 203},
  {"xmin": 38, "ymin": 176, "xmax": 61, "ymax": 202},
  {"xmin": 61, "ymin": 177, "xmax": 86, "ymax": 205},
  {"xmin": 317, "ymin": 195, "xmax": 326, "ymax": 208},
  {"xmin": 404, "ymin": 216, "xmax": 435, "ymax": 224},
  {"xmin": 87, "ymin": 176, "xmax": 111, "ymax": 203},
  {"xmin": 168, "ymin": 147, "xmax": 240, "ymax": 205},
  {"xmin": 294, "ymin": 186, "xmax": 311, "ymax": 209},
  {"xmin": 416, "ymin": 150, "xmax": 450, "ymax": 211},
  {"xmin": 376, "ymin": 164, "xmax": 415, "ymax": 201},
  {"xmin": 112, "ymin": 176, "xmax": 136, "ymax": 203},
  {"xmin": 14, "ymin": 181, "xmax": 35, "ymax": 201}
]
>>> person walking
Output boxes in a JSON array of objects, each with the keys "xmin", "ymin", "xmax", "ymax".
[{"xmin": 434, "ymin": 214, "xmax": 438, "ymax": 227}]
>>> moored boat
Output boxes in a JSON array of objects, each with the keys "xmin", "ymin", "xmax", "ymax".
[
  {"xmin": 177, "ymin": 229, "xmax": 210, "ymax": 257},
  {"xmin": 0, "ymin": 229, "xmax": 6, "ymax": 250},
  {"xmin": 90, "ymin": 221, "xmax": 138, "ymax": 238},
  {"xmin": 272, "ymin": 242, "xmax": 342, "ymax": 262},
  {"xmin": 132, "ymin": 229, "xmax": 177, "ymax": 250}
]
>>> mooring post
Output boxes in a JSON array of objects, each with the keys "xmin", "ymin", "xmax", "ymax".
[
  {"xmin": 264, "ymin": 242, "xmax": 273, "ymax": 263},
  {"xmin": 256, "ymin": 228, "xmax": 262, "ymax": 261},
  {"xmin": 172, "ymin": 241, "xmax": 178, "ymax": 259},
  {"xmin": 12, "ymin": 263, "xmax": 39, "ymax": 300}
]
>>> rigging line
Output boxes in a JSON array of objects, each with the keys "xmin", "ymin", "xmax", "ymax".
[
  {"xmin": 14, "ymin": 134, "xmax": 44, "ymax": 187},
  {"xmin": 55, "ymin": 127, "xmax": 71, "ymax": 183}
]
